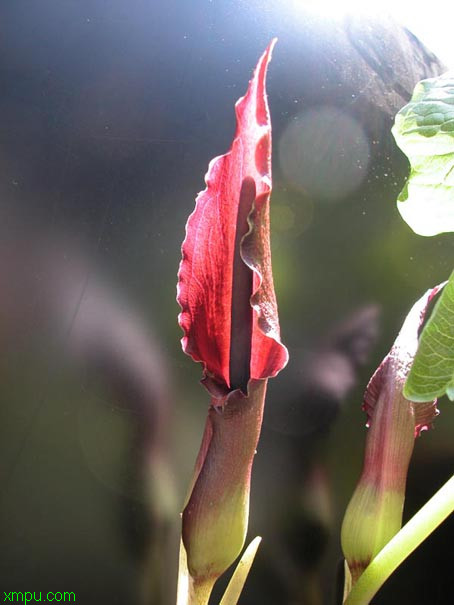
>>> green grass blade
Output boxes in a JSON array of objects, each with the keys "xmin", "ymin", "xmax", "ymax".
[{"xmin": 219, "ymin": 537, "xmax": 262, "ymax": 605}]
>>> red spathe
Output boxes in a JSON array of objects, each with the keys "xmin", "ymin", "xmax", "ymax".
[{"xmin": 177, "ymin": 39, "xmax": 288, "ymax": 394}]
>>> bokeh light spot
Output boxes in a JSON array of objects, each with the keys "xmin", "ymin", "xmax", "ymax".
[{"xmin": 279, "ymin": 106, "xmax": 370, "ymax": 202}]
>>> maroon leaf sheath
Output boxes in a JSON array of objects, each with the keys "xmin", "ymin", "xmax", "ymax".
[{"xmin": 342, "ymin": 286, "xmax": 441, "ymax": 583}]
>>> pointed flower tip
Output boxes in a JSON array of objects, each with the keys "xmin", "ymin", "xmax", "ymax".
[
  {"xmin": 256, "ymin": 38, "xmax": 278, "ymax": 87},
  {"xmin": 177, "ymin": 41, "xmax": 287, "ymax": 394},
  {"xmin": 235, "ymin": 38, "xmax": 277, "ymax": 132}
]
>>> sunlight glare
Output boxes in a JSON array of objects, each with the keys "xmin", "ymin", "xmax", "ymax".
[
  {"xmin": 290, "ymin": 0, "xmax": 453, "ymax": 68},
  {"xmin": 288, "ymin": 0, "xmax": 380, "ymax": 19}
]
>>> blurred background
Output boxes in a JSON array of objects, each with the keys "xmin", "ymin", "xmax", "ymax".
[{"xmin": 0, "ymin": 1, "xmax": 452, "ymax": 604}]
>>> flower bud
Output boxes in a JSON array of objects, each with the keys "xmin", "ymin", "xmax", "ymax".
[
  {"xmin": 341, "ymin": 377, "xmax": 416, "ymax": 584},
  {"xmin": 341, "ymin": 287, "xmax": 440, "ymax": 585}
]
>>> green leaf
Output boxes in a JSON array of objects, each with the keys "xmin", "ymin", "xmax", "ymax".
[
  {"xmin": 219, "ymin": 537, "xmax": 262, "ymax": 605},
  {"xmin": 392, "ymin": 73, "xmax": 454, "ymax": 236},
  {"xmin": 404, "ymin": 272, "xmax": 454, "ymax": 401}
]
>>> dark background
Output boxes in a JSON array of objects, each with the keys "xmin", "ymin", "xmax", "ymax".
[{"xmin": 0, "ymin": 2, "xmax": 452, "ymax": 604}]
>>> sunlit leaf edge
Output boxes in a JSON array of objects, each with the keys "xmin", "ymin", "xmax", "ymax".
[
  {"xmin": 392, "ymin": 72, "xmax": 454, "ymax": 236},
  {"xmin": 404, "ymin": 273, "xmax": 454, "ymax": 402}
]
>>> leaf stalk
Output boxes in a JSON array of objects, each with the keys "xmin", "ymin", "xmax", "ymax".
[{"xmin": 344, "ymin": 474, "xmax": 454, "ymax": 605}]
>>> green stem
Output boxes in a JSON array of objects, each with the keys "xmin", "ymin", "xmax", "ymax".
[{"xmin": 344, "ymin": 474, "xmax": 454, "ymax": 605}]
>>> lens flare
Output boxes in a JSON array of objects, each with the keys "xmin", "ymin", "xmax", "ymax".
[{"xmin": 279, "ymin": 106, "xmax": 370, "ymax": 202}]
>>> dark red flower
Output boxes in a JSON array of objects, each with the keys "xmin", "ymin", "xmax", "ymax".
[
  {"xmin": 176, "ymin": 41, "xmax": 288, "ymax": 600},
  {"xmin": 177, "ymin": 39, "xmax": 288, "ymax": 399}
]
